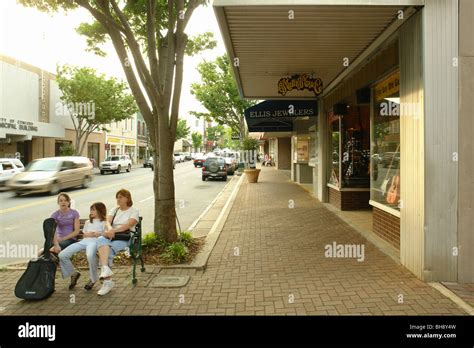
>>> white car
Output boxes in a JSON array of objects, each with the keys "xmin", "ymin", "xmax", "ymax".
[
  {"xmin": 173, "ymin": 153, "xmax": 185, "ymax": 163},
  {"xmin": 0, "ymin": 158, "xmax": 25, "ymax": 188},
  {"xmin": 100, "ymin": 155, "xmax": 132, "ymax": 174}
]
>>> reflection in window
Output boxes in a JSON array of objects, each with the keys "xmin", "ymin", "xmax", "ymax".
[{"xmin": 371, "ymin": 71, "xmax": 401, "ymax": 210}]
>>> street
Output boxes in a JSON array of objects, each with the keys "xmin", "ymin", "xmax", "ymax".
[{"xmin": 0, "ymin": 161, "xmax": 228, "ymax": 266}]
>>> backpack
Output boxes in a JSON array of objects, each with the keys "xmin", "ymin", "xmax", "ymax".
[{"xmin": 14, "ymin": 218, "xmax": 57, "ymax": 300}]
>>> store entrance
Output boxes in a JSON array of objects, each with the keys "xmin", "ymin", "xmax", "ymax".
[{"xmin": 16, "ymin": 140, "xmax": 32, "ymax": 165}]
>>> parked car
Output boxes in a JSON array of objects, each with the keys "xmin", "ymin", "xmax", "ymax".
[
  {"xmin": 150, "ymin": 156, "xmax": 175, "ymax": 170},
  {"xmin": 193, "ymin": 153, "xmax": 206, "ymax": 167},
  {"xmin": 100, "ymin": 155, "xmax": 132, "ymax": 174},
  {"xmin": 0, "ymin": 158, "xmax": 25, "ymax": 188},
  {"xmin": 202, "ymin": 157, "xmax": 227, "ymax": 181},
  {"xmin": 183, "ymin": 152, "xmax": 192, "ymax": 161},
  {"xmin": 143, "ymin": 157, "xmax": 153, "ymax": 168},
  {"xmin": 7, "ymin": 156, "xmax": 93, "ymax": 196},
  {"xmin": 173, "ymin": 153, "xmax": 185, "ymax": 163},
  {"xmin": 221, "ymin": 152, "xmax": 237, "ymax": 175}
]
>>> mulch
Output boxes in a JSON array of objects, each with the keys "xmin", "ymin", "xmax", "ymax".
[{"xmin": 70, "ymin": 237, "xmax": 206, "ymax": 267}]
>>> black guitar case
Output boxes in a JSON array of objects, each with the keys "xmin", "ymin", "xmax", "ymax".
[{"xmin": 14, "ymin": 218, "xmax": 57, "ymax": 300}]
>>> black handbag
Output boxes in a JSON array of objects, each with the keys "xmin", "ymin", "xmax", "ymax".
[{"xmin": 110, "ymin": 208, "xmax": 131, "ymax": 241}]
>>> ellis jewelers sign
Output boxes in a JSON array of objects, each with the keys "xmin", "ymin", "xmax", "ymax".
[{"xmin": 278, "ymin": 74, "xmax": 323, "ymax": 96}]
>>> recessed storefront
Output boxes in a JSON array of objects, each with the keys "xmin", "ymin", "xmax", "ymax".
[{"xmin": 214, "ymin": 0, "xmax": 473, "ymax": 283}]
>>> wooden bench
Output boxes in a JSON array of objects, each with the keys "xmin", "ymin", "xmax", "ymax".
[{"xmin": 77, "ymin": 217, "xmax": 145, "ymax": 286}]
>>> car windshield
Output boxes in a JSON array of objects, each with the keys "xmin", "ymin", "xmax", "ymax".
[
  {"xmin": 26, "ymin": 159, "xmax": 60, "ymax": 172},
  {"xmin": 106, "ymin": 156, "xmax": 120, "ymax": 161}
]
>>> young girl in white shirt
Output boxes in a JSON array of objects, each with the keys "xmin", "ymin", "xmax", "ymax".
[{"xmin": 58, "ymin": 202, "xmax": 111, "ymax": 290}]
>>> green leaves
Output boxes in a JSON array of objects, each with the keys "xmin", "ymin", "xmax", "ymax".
[
  {"xmin": 191, "ymin": 132, "xmax": 203, "ymax": 150},
  {"xmin": 176, "ymin": 119, "xmax": 190, "ymax": 140},
  {"xmin": 56, "ymin": 64, "xmax": 137, "ymax": 130},
  {"xmin": 190, "ymin": 55, "xmax": 257, "ymax": 138}
]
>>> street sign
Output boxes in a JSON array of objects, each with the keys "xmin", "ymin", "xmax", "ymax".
[{"xmin": 231, "ymin": 135, "xmax": 240, "ymax": 140}]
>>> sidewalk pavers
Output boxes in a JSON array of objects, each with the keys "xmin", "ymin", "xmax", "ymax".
[{"xmin": 0, "ymin": 167, "xmax": 468, "ymax": 315}]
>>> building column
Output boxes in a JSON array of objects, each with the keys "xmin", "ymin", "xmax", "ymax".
[{"xmin": 317, "ymin": 99, "xmax": 328, "ymax": 202}]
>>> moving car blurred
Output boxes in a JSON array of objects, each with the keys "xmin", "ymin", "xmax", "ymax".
[
  {"xmin": 202, "ymin": 157, "xmax": 227, "ymax": 181},
  {"xmin": 0, "ymin": 158, "xmax": 25, "ymax": 189},
  {"xmin": 100, "ymin": 155, "xmax": 132, "ymax": 174},
  {"xmin": 7, "ymin": 156, "xmax": 93, "ymax": 195}
]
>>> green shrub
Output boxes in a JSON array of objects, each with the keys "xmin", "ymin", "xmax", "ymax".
[
  {"xmin": 162, "ymin": 242, "xmax": 188, "ymax": 263},
  {"xmin": 142, "ymin": 232, "xmax": 165, "ymax": 247},
  {"xmin": 59, "ymin": 143, "xmax": 76, "ymax": 156},
  {"xmin": 179, "ymin": 231, "xmax": 193, "ymax": 247}
]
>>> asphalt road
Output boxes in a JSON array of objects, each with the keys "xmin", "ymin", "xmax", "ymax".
[{"xmin": 0, "ymin": 161, "xmax": 228, "ymax": 266}]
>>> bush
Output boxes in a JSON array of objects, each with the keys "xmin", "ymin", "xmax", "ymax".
[
  {"xmin": 59, "ymin": 143, "xmax": 76, "ymax": 156},
  {"xmin": 162, "ymin": 242, "xmax": 188, "ymax": 263},
  {"xmin": 179, "ymin": 231, "xmax": 193, "ymax": 247},
  {"xmin": 242, "ymin": 137, "xmax": 259, "ymax": 151},
  {"xmin": 142, "ymin": 232, "xmax": 157, "ymax": 246}
]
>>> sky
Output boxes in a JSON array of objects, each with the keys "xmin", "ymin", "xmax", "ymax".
[{"xmin": 0, "ymin": 0, "xmax": 226, "ymax": 132}]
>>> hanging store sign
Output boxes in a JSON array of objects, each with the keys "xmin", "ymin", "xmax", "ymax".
[{"xmin": 278, "ymin": 74, "xmax": 323, "ymax": 96}]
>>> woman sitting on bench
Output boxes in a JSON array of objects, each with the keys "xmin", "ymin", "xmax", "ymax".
[{"xmin": 96, "ymin": 189, "xmax": 139, "ymax": 296}]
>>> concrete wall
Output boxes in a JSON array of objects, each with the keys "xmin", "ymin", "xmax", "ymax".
[{"xmin": 458, "ymin": 0, "xmax": 474, "ymax": 283}]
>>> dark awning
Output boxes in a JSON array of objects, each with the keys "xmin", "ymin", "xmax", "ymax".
[{"xmin": 244, "ymin": 100, "xmax": 317, "ymax": 132}]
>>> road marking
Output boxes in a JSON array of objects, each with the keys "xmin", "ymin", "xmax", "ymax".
[
  {"xmin": 0, "ymin": 174, "xmax": 152, "ymax": 215},
  {"xmin": 139, "ymin": 195, "xmax": 154, "ymax": 203}
]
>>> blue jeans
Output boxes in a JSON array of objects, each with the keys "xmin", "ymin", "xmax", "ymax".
[
  {"xmin": 58, "ymin": 238, "xmax": 99, "ymax": 282},
  {"xmin": 96, "ymin": 236, "xmax": 129, "ymax": 267}
]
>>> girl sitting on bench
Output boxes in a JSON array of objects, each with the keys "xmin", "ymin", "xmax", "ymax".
[{"xmin": 58, "ymin": 202, "xmax": 110, "ymax": 290}]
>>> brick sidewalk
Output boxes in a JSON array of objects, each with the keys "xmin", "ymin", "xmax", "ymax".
[{"xmin": 0, "ymin": 167, "xmax": 467, "ymax": 315}]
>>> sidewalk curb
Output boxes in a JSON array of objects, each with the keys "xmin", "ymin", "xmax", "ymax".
[
  {"xmin": 428, "ymin": 282, "xmax": 474, "ymax": 315},
  {"xmin": 159, "ymin": 173, "xmax": 245, "ymax": 270}
]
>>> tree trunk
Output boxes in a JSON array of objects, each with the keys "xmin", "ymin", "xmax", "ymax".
[{"xmin": 155, "ymin": 114, "xmax": 177, "ymax": 243}]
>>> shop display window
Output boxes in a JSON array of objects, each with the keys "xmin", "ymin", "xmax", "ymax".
[
  {"xmin": 370, "ymin": 71, "xmax": 401, "ymax": 210},
  {"xmin": 328, "ymin": 104, "xmax": 371, "ymax": 188},
  {"xmin": 309, "ymin": 125, "xmax": 318, "ymax": 166},
  {"xmin": 293, "ymin": 136, "xmax": 310, "ymax": 163}
]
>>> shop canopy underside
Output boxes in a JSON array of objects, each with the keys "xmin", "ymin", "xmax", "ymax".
[
  {"xmin": 213, "ymin": 1, "xmax": 421, "ymax": 100},
  {"xmin": 244, "ymin": 100, "xmax": 317, "ymax": 132}
]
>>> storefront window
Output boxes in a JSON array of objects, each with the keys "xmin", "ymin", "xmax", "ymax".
[
  {"xmin": 293, "ymin": 136, "xmax": 310, "ymax": 163},
  {"xmin": 370, "ymin": 71, "xmax": 400, "ymax": 210},
  {"xmin": 309, "ymin": 125, "xmax": 318, "ymax": 166},
  {"xmin": 328, "ymin": 114, "xmax": 340, "ymax": 186},
  {"xmin": 329, "ymin": 105, "xmax": 370, "ymax": 188}
]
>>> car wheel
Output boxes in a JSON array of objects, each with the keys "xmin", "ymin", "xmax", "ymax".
[
  {"xmin": 151, "ymin": 165, "xmax": 154, "ymax": 171},
  {"xmin": 49, "ymin": 181, "xmax": 60, "ymax": 195},
  {"xmin": 82, "ymin": 176, "xmax": 91, "ymax": 188},
  {"xmin": 223, "ymin": 176, "xmax": 227, "ymax": 181},
  {"xmin": 116, "ymin": 165, "xmax": 121, "ymax": 174},
  {"xmin": 100, "ymin": 170, "xmax": 105, "ymax": 175},
  {"xmin": 127, "ymin": 164, "xmax": 131, "ymax": 172},
  {"xmin": 202, "ymin": 176, "xmax": 206, "ymax": 181}
]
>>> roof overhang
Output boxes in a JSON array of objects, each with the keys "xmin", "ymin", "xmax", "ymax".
[{"xmin": 214, "ymin": 0, "xmax": 423, "ymax": 100}]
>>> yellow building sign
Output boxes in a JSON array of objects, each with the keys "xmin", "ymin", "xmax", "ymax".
[
  {"xmin": 107, "ymin": 137, "xmax": 121, "ymax": 144},
  {"xmin": 124, "ymin": 139, "xmax": 136, "ymax": 146},
  {"xmin": 375, "ymin": 71, "xmax": 400, "ymax": 102}
]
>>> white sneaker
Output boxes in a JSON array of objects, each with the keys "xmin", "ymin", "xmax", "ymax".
[
  {"xmin": 99, "ymin": 266, "xmax": 113, "ymax": 280},
  {"xmin": 97, "ymin": 280, "xmax": 114, "ymax": 296}
]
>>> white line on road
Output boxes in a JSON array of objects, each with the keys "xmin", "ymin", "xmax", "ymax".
[{"xmin": 139, "ymin": 195, "xmax": 154, "ymax": 203}]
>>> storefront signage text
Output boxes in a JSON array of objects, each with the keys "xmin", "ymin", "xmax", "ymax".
[
  {"xmin": 278, "ymin": 74, "xmax": 323, "ymax": 96},
  {"xmin": 375, "ymin": 72, "xmax": 400, "ymax": 102},
  {"xmin": 0, "ymin": 118, "xmax": 38, "ymax": 132},
  {"xmin": 249, "ymin": 108, "xmax": 314, "ymax": 118}
]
